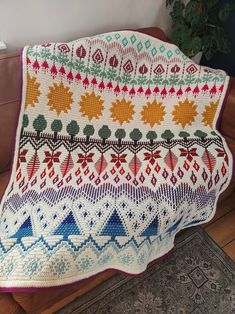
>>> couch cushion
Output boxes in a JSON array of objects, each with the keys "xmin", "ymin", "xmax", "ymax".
[
  {"xmin": 220, "ymin": 77, "xmax": 235, "ymax": 141},
  {"xmin": 0, "ymin": 52, "xmax": 20, "ymax": 173},
  {"xmin": 0, "ymin": 171, "xmax": 10, "ymax": 202}
]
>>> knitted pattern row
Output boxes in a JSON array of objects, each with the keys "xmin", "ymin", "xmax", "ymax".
[{"xmin": 0, "ymin": 31, "xmax": 232, "ymax": 289}]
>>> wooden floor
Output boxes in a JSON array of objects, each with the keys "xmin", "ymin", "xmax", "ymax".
[{"xmin": 201, "ymin": 191, "xmax": 235, "ymax": 262}]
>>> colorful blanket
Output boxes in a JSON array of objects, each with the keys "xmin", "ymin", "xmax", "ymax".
[{"xmin": 0, "ymin": 31, "xmax": 232, "ymax": 290}]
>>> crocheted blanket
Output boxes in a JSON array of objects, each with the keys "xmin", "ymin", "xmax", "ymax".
[{"xmin": 0, "ymin": 31, "xmax": 232, "ymax": 290}]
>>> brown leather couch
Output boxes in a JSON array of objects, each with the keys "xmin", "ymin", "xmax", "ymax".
[{"xmin": 0, "ymin": 27, "xmax": 235, "ymax": 313}]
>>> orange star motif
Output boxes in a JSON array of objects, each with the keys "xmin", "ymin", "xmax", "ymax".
[
  {"xmin": 79, "ymin": 92, "xmax": 104, "ymax": 121},
  {"xmin": 141, "ymin": 101, "xmax": 165, "ymax": 127},
  {"xmin": 25, "ymin": 74, "xmax": 41, "ymax": 109},
  {"xmin": 172, "ymin": 99, "xmax": 197, "ymax": 128}
]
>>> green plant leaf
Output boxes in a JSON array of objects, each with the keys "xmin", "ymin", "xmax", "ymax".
[
  {"xmin": 219, "ymin": 3, "xmax": 231, "ymax": 22},
  {"xmin": 185, "ymin": 0, "xmax": 197, "ymax": 23},
  {"xmin": 170, "ymin": 1, "xmax": 185, "ymax": 21},
  {"xmin": 166, "ymin": 0, "xmax": 176, "ymax": 7},
  {"xmin": 202, "ymin": 35, "xmax": 216, "ymax": 60},
  {"xmin": 191, "ymin": 36, "xmax": 202, "ymax": 55},
  {"xmin": 205, "ymin": 0, "xmax": 219, "ymax": 9}
]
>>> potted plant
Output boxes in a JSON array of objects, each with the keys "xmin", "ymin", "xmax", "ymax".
[{"xmin": 165, "ymin": 0, "xmax": 235, "ymax": 62}]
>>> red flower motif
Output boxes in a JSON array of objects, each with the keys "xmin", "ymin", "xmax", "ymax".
[
  {"xmin": 43, "ymin": 151, "xmax": 61, "ymax": 169},
  {"xmin": 122, "ymin": 85, "xmax": 128, "ymax": 93},
  {"xmin": 59, "ymin": 66, "xmax": 66, "ymax": 75},
  {"xmin": 58, "ymin": 44, "xmax": 70, "ymax": 53},
  {"xmin": 137, "ymin": 86, "xmax": 144, "ymax": 94},
  {"xmin": 139, "ymin": 64, "xmax": 148, "ymax": 75},
  {"xmin": 154, "ymin": 64, "xmax": 165, "ymax": 75},
  {"xmin": 210, "ymin": 84, "xmax": 217, "ymax": 96},
  {"xmin": 176, "ymin": 87, "xmax": 183, "ymax": 97},
  {"xmin": 99, "ymin": 81, "xmax": 105, "ymax": 91},
  {"xmin": 107, "ymin": 81, "xmax": 113, "ymax": 89},
  {"xmin": 161, "ymin": 87, "xmax": 167, "ymax": 98},
  {"xmin": 179, "ymin": 148, "xmax": 198, "ymax": 162},
  {"xmin": 144, "ymin": 150, "xmax": 161, "ymax": 165},
  {"xmin": 114, "ymin": 84, "xmax": 120, "ymax": 95},
  {"xmin": 169, "ymin": 87, "xmax": 175, "ymax": 95},
  {"xmin": 193, "ymin": 86, "xmax": 199, "ymax": 96},
  {"xmin": 145, "ymin": 87, "xmax": 151, "ymax": 97},
  {"xmin": 67, "ymin": 71, "xmax": 74, "ymax": 81},
  {"xmin": 153, "ymin": 86, "xmax": 159, "ymax": 94},
  {"xmin": 110, "ymin": 154, "xmax": 127, "ymax": 168},
  {"xmin": 75, "ymin": 72, "xmax": 81, "ymax": 81},
  {"xmin": 33, "ymin": 60, "xmax": 40, "ymax": 72},
  {"xmin": 76, "ymin": 45, "xmax": 86, "ymax": 59},
  {"xmin": 109, "ymin": 55, "xmax": 118, "ymax": 68},
  {"xmin": 91, "ymin": 77, "xmax": 97, "ymax": 86},
  {"xmin": 185, "ymin": 86, "xmax": 191, "ymax": 93},
  {"xmin": 41, "ymin": 60, "xmax": 49, "ymax": 71},
  {"xmin": 219, "ymin": 84, "xmax": 224, "ymax": 93},
  {"xmin": 129, "ymin": 87, "xmax": 136, "ymax": 97},
  {"xmin": 202, "ymin": 84, "xmax": 209, "ymax": 92},
  {"xmin": 77, "ymin": 153, "xmax": 94, "ymax": 169},
  {"xmin": 83, "ymin": 76, "xmax": 89, "ymax": 88},
  {"xmin": 123, "ymin": 60, "xmax": 134, "ymax": 73},
  {"xmin": 171, "ymin": 64, "xmax": 180, "ymax": 73},
  {"xmin": 50, "ymin": 64, "xmax": 58, "ymax": 76},
  {"xmin": 92, "ymin": 49, "xmax": 104, "ymax": 64}
]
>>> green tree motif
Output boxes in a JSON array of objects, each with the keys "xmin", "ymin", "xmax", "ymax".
[
  {"xmin": 98, "ymin": 125, "xmax": 111, "ymax": 145},
  {"xmin": 161, "ymin": 129, "xmax": 174, "ymax": 143},
  {"xmin": 115, "ymin": 129, "xmax": 126, "ymax": 146},
  {"xmin": 33, "ymin": 115, "xmax": 47, "ymax": 138},
  {"xmin": 194, "ymin": 130, "xmax": 207, "ymax": 141},
  {"xmin": 146, "ymin": 131, "xmax": 157, "ymax": 145},
  {"xmin": 179, "ymin": 131, "xmax": 190, "ymax": 142},
  {"xmin": 66, "ymin": 120, "xmax": 80, "ymax": 142},
  {"xmin": 21, "ymin": 114, "xmax": 29, "ymax": 135},
  {"xmin": 211, "ymin": 131, "xmax": 217, "ymax": 136},
  {"xmin": 83, "ymin": 125, "xmax": 95, "ymax": 144},
  {"xmin": 130, "ymin": 128, "xmax": 142, "ymax": 146},
  {"xmin": 51, "ymin": 119, "xmax": 63, "ymax": 141}
]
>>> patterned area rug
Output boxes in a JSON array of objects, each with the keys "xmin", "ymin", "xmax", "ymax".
[{"xmin": 57, "ymin": 227, "xmax": 235, "ymax": 314}]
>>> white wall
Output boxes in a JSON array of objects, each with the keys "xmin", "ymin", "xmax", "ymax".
[{"xmin": 0, "ymin": 0, "xmax": 171, "ymax": 51}]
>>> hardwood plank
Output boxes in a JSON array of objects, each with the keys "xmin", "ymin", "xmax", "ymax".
[
  {"xmin": 201, "ymin": 192, "xmax": 235, "ymax": 229},
  {"xmin": 205, "ymin": 209, "xmax": 235, "ymax": 247},
  {"xmin": 223, "ymin": 240, "xmax": 235, "ymax": 262}
]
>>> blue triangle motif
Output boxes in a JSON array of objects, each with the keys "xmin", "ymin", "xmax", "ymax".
[
  {"xmin": 54, "ymin": 212, "xmax": 81, "ymax": 236},
  {"xmin": 166, "ymin": 217, "xmax": 183, "ymax": 236},
  {"xmin": 141, "ymin": 217, "xmax": 158, "ymax": 236},
  {"xmin": 101, "ymin": 209, "xmax": 127, "ymax": 236},
  {"xmin": 11, "ymin": 217, "xmax": 33, "ymax": 238}
]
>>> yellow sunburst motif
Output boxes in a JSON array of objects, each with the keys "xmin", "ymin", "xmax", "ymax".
[
  {"xmin": 25, "ymin": 74, "xmax": 41, "ymax": 109},
  {"xmin": 110, "ymin": 99, "xmax": 135, "ymax": 125},
  {"xmin": 141, "ymin": 101, "xmax": 166, "ymax": 127},
  {"xmin": 47, "ymin": 82, "xmax": 73, "ymax": 116},
  {"xmin": 79, "ymin": 92, "xmax": 104, "ymax": 121},
  {"xmin": 202, "ymin": 100, "xmax": 219, "ymax": 128},
  {"xmin": 172, "ymin": 99, "xmax": 197, "ymax": 128}
]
